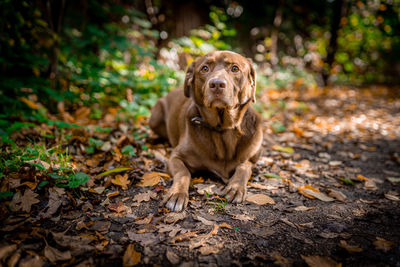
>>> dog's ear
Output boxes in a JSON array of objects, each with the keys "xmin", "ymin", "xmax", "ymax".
[
  {"xmin": 184, "ymin": 60, "xmax": 196, "ymax": 98},
  {"xmin": 247, "ymin": 58, "xmax": 257, "ymax": 103}
]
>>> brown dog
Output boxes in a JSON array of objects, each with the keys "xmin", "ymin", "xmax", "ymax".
[{"xmin": 149, "ymin": 51, "xmax": 263, "ymax": 212}]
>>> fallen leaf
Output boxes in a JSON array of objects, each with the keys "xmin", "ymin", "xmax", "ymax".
[
  {"xmin": 373, "ymin": 237, "xmax": 394, "ymax": 252},
  {"xmin": 91, "ymin": 186, "xmax": 105, "ymax": 194},
  {"xmin": 127, "ymin": 232, "xmax": 160, "ymax": 246},
  {"xmin": 134, "ymin": 216, "xmax": 152, "ymax": 227},
  {"xmin": 107, "ymin": 191, "xmax": 120, "ymax": 198},
  {"xmin": 327, "ymin": 189, "xmax": 347, "ymax": 202},
  {"xmin": 271, "ymin": 145, "xmax": 294, "ymax": 154},
  {"xmin": 387, "ymin": 177, "xmax": 400, "ymax": 183},
  {"xmin": 191, "ymin": 177, "xmax": 204, "ymax": 184},
  {"xmin": 164, "ymin": 211, "xmax": 187, "ymax": 224},
  {"xmin": 384, "ymin": 193, "xmax": 399, "ymax": 201},
  {"xmin": 319, "ymin": 232, "xmax": 339, "ymax": 239},
  {"xmin": 193, "ymin": 215, "xmax": 214, "ymax": 226},
  {"xmin": 0, "ymin": 244, "xmax": 17, "ymax": 261},
  {"xmin": 339, "ymin": 240, "xmax": 362, "ymax": 253},
  {"xmin": 111, "ymin": 174, "xmax": 130, "ymax": 190},
  {"xmin": 132, "ymin": 191, "xmax": 157, "ymax": 204},
  {"xmin": 193, "ymin": 183, "xmax": 223, "ymax": 195},
  {"xmin": 199, "ymin": 244, "xmax": 222, "ymax": 255},
  {"xmin": 15, "ymin": 189, "xmax": 40, "ymax": 212},
  {"xmin": 90, "ymin": 221, "xmax": 111, "ymax": 232},
  {"xmin": 171, "ymin": 231, "xmax": 197, "ymax": 244},
  {"xmin": 294, "ymin": 206, "xmax": 315, "ymax": 212},
  {"xmin": 166, "ymin": 248, "xmax": 180, "ymax": 265},
  {"xmin": 20, "ymin": 97, "xmax": 39, "ymax": 109},
  {"xmin": 97, "ymin": 167, "xmax": 133, "ymax": 177},
  {"xmin": 232, "ymin": 214, "xmax": 255, "ymax": 222},
  {"xmin": 44, "ymin": 244, "xmax": 72, "ymax": 263},
  {"xmin": 123, "ymin": 244, "xmax": 141, "ymax": 267},
  {"xmin": 248, "ymin": 182, "xmax": 277, "ymax": 190},
  {"xmin": 41, "ymin": 188, "xmax": 65, "ymax": 218},
  {"xmin": 18, "ymin": 255, "xmax": 44, "ymax": 267},
  {"xmin": 298, "ymin": 185, "xmax": 334, "ymax": 202},
  {"xmin": 108, "ymin": 201, "xmax": 130, "ymax": 213},
  {"xmin": 246, "ymin": 194, "xmax": 275, "ymax": 205},
  {"xmin": 138, "ymin": 172, "xmax": 170, "ymax": 187},
  {"xmin": 301, "ymin": 255, "xmax": 340, "ymax": 267},
  {"xmin": 329, "ymin": 161, "xmax": 342, "ymax": 167},
  {"xmin": 19, "ymin": 181, "xmax": 38, "ymax": 190},
  {"xmin": 264, "ymin": 173, "xmax": 284, "ymax": 179}
]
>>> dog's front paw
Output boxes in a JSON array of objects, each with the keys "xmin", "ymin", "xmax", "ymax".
[
  {"xmin": 224, "ymin": 181, "xmax": 246, "ymax": 203},
  {"xmin": 164, "ymin": 192, "xmax": 188, "ymax": 212}
]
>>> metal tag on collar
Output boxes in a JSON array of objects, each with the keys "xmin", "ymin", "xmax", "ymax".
[{"xmin": 191, "ymin": 117, "xmax": 203, "ymax": 125}]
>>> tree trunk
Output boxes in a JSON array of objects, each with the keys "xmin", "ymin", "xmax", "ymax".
[
  {"xmin": 322, "ymin": 0, "xmax": 347, "ymax": 85},
  {"xmin": 46, "ymin": 0, "xmax": 66, "ymax": 89},
  {"xmin": 270, "ymin": 1, "xmax": 283, "ymax": 68}
]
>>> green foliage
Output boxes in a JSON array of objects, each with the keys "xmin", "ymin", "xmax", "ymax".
[
  {"xmin": 171, "ymin": 6, "xmax": 236, "ymax": 56},
  {"xmin": 121, "ymin": 145, "xmax": 136, "ymax": 157},
  {"xmin": 204, "ymin": 191, "xmax": 228, "ymax": 213},
  {"xmin": 0, "ymin": 143, "xmax": 88, "ymax": 189}
]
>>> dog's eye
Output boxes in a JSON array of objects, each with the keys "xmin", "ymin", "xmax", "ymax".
[
  {"xmin": 201, "ymin": 65, "xmax": 209, "ymax": 72},
  {"xmin": 231, "ymin": 65, "xmax": 240, "ymax": 72}
]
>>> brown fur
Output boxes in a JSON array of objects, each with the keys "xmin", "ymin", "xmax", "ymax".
[{"xmin": 149, "ymin": 51, "xmax": 263, "ymax": 211}]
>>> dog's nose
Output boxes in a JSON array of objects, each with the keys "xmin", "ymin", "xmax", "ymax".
[{"xmin": 209, "ymin": 78, "xmax": 227, "ymax": 93}]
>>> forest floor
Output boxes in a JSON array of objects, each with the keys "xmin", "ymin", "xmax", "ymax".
[{"xmin": 1, "ymin": 85, "xmax": 400, "ymax": 266}]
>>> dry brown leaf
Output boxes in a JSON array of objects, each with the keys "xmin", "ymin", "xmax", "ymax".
[
  {"xmin": 135, "ymin": 214, "xmax": 153, "ymax": 225},
  {"xmin": 16, "ymin": 189, "xmax": 40, "ymax": 212},
  {"xmin": 138, "ymin": 172, "xmax": 170, "ymax": 187},
  {"xmin": 164, "ymin": 211, "xmax": 187, "ymax": 224},
  {"xmin": 123, "ymin": 244, "xmax": 141, "ymax": 267},
  {"xmin": 384, "ymin": 193, "xmax": 400, "ymax": 201},
  {"xmin": 166, "ymin": 248, "xmax": 180, "ymax": 265},
  {"xmin": 41, "ymin": 188, "xmax": 64, "ymax": 218},
  {"xmin": 327, "ymin": 189, "xmax": 347, "ymax": 202},
  {"xmin": 19, "ymin": 181, "xmax": 38, "ymax": 190},
  {"xmin": 20, "ymin": 97, "xmax": 39, "ymax": 109},
  {"xmin": 132, "ymin": 191, "xmax": 157, "ymax": 204},
  {"xmin": 246, "ymin": 193, "xmax": 275, "ymax": 205},
  {"xmin": 191, "ymin": 177, "xmax": 204, "ymax": 185},
  {"xmin": 294, "ymin": 206, "xmax": 315, "ymax": 212},
  {"xmin": 0, "ymin": 244, "xmax": 17, "ymax": 261},
  {"xmin": 248, "ymin": 182, "xmax": 276, "ymax": 190},
  {"xmin": 199, "ymin": 244, "xmax": 223, "ymax": 255},
  {"xmin": 44, "ymin": 244, "xmax": 72, "ymax": 263},
  {"xmin": 18, "ymin": 255, "xmax": 44, "ymax": 267},
  {"xmin": 301, "ymin": 255, "xmax": 340, "ymax": 267},
  {"xmin": 232, "ymin": 214, "xmax": 255, "ymax": 222},
  {"xmin": 107, "ymin": 191, "xmax": 120, "ymax": 198},
  {"xmin": 108, "ymin": 201, "xmax": 130, "ymax": 213},
  {"xmin": 171, "ymin": 231, "xmax": 198, "ymax": 244},
  {"xmin": 298, "ymin": 185, "xmax": 334, "ymax": 202},
  {"xmin": 111, "ymin": 174, "xmax": 130, "ymax": 190},
  {"xmin": 373, "ymin": 237, "xmax": 394, "ymax": 252},
  {"xmin": 339, "ymin": 240, "xmax": 362, "ymax": 253}
]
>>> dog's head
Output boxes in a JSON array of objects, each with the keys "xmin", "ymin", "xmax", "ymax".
[{"xmin": 184, "ymin": 51, "xmax": 256, "ymax": 110}]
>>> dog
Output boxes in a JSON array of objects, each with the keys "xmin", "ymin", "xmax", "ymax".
[{"xmin": 149, "ymin": 50, "xmax": 263, "ymax": 212}]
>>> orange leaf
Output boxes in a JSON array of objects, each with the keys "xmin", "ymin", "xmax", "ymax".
[
  {"xmin": 111, "ymin": 174, "xmax": 130, "ymax": 190},
  {"xmin": 298, "ymin": 185, "xmax": 320, "ymax": 199},
  {"xmin": 191, "ymin": 177, "xmax": 204, "ymax": 185},
  {"xmin": 138, "ymin": 172, "xmax": 170, "ymax": 187},
  {"xmin": 357, "ymin": 174, "xmax": 368, "ymax": 181},
  {"xmin": 123, "ymin": 244, "xmax": 141, "ymax": 266},
  {"xmin": 20, "ymin": 97, "xmax": 39, "ymax": 109}
]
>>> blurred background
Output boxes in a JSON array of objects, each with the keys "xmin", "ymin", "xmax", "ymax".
[{"xmin": 1, "ymin": 0, "xmax": 400, "ymax": 121}]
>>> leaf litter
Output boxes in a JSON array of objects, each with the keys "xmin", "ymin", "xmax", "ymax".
[{"xmin": 1, "ymin": 85, "xmax": 400, "ymax": 266}]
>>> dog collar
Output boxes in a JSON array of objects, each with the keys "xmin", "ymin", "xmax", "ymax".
[{"xmin": 190, "ymin": 117, "xmax": 225, "ymax": 132}]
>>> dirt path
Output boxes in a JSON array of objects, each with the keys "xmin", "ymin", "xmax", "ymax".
[{"xmin": 1, "ymin": 86, "xmax": 400, "ymax": 266}]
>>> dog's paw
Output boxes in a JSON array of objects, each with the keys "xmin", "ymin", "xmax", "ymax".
[
  {"xmin": 224, "ymin": 182, "xmax": 246, "ymax": 203},
  {"xmin": 164, "ymin": 192, "xmax": 188, "ymax": 212}
]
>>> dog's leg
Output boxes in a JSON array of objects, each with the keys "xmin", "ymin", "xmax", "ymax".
[
  {"xmin": 163, "ymin": 155, "xmax": 191, "ymax": 212},
  {"xmin": 149, "ymin": 99, "xmax": 168, "ymax": 139},
  {"xmin": 224, "ymin": 161, "xmax": 252, "ymax": 203}
]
